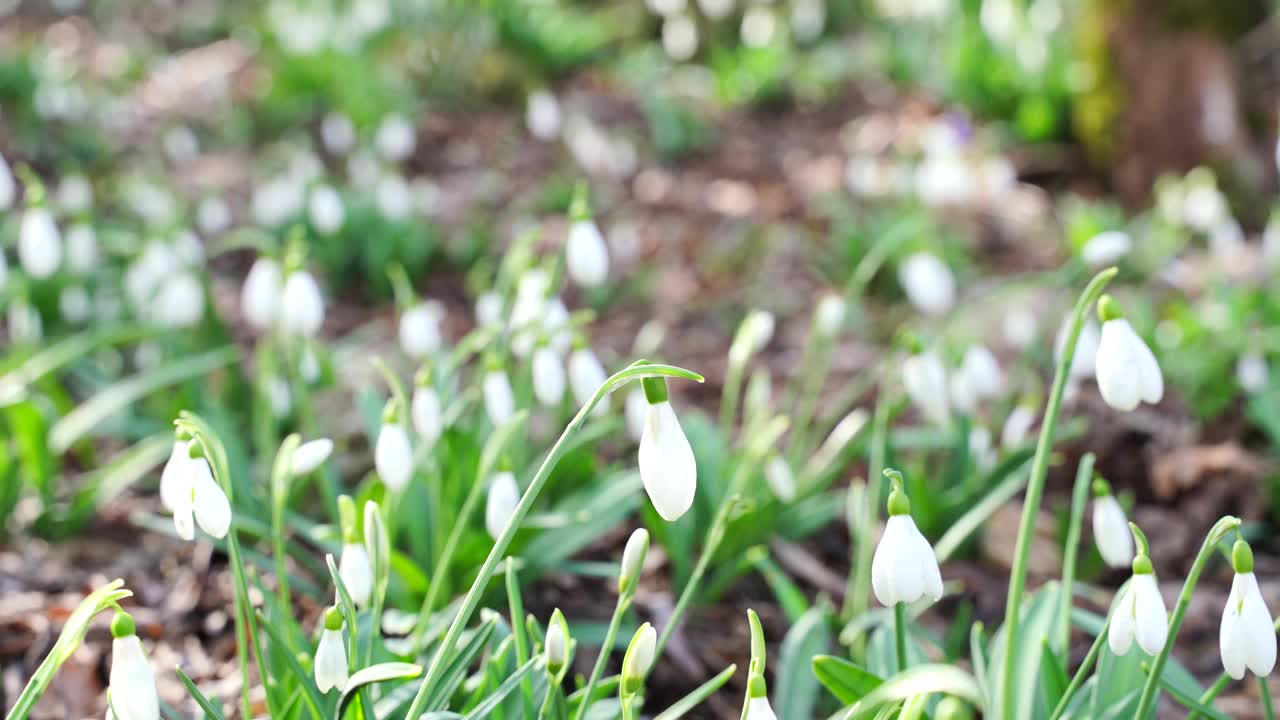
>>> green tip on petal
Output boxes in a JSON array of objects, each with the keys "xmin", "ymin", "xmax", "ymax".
[
  {"xmin": 641, "ymin": 376, "xmax": 668, "ymax": 404},
  {"xmin": 110, "ymin": 611, "xmax": 136, "ymax": 639},
  {"xmin": 382, "ymin": 398, "xmax": 402, "ymax": 424},
  {"xmin": 187, "ymin": 441, "xmax": 205, "ymax": 459},
  {"xmin": 1092, "ymin": 476, "xmax": 1111, "ymax": 498},
  {"xmin": 569, "ymin": 181, "xmax": 592, "ymax": 221},
  {"xmin": 1233, "ymin": 539, "xmax": 1254, "ymax": 574},
  {"xmin": 1097, "ymin": 294, "xmax": 1123, "ymax": 323},
  {"xmin": 884, "ymin": 468, "xmax": 911, "ymax": 516},
  {"xmin": 16, "ymin": 164, "xmax": 45, "ymax": 207},
  {"xmin": 323, "ymin": 605, "xmax": 344, "ymax": 631},
  {"xmin": 414, "ymin": 363, "xmax": 434, "ymax": 387}
]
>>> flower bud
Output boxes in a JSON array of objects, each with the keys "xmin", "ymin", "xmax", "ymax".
[
  {"xmin": 621, "ymin": 623, "xmax": 657, "ymax": 697},
  {"xmin": 618, "ymin": 528, "xmax": 650, "ymax": 594}
]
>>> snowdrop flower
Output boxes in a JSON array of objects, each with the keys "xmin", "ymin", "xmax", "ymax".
[
  {"xmin": 252, "ymin": 175, "xmax": 305, "ymax": 227},
  {"xmin": 315, "ymin": 606, "xmax": 349, "ymax": 692},
  {"xmin": 321, "ymin": 112, "xmax": 356, "ymax": 155},
  {"xmin": 740, "ymin": 6, "xmax": 777, "ymax": 48},
  {"xmin": 969, "ymin": 427, "xmax": 996, "ymax": 472},
  {"xmin": 526, "ymin": 90, "xmax": 561, "ymax": 141},
  {"xmin": 637, "ymin": 378, "xmax": 697, "ymax": 522},
  {"xmin": 621, "ymin": 623, "xmax": 657, "ymax": 698},
  {"xmin": 152, "ymin": 272, "xmax": 205, "ymax": 328},
  {"xmin": 1092, "ymin": 478, "xmax": 1133, "ymax": 569},
  {"xmin": 1183, "ymin": 177, "xmax": 1227, "ymax": 232},
  {"xmin": 697, "ymin": 0, "xmax": 734, "ymax": 19},
  {"xmin": 566, "ymin": 210, "xmax": 609, "ymax": 289},
  {"xmin": 309, "ymin": 185, "xmax": 345, "ymax": 235},
  {"xmin": 791, "ymin": 0, "xmax": 826, "ymax": 43},
  {"xmin": 242, "ymin": 257, "xmax": 283, "ymax": 331},
  {"xmin": 159, "ymin": 437, "xmax": 191, "ymax": 512},
  {"xmin": 1238, "ymin": 352, "xmax": 1268, "ymax": 394},
  {"xmin": 1094, "ymin": 295, "xmax": 1163, "ymax": 411},
  {"xmin": 400, "ymin": 302, "xmax": 444, "ymax": 358},
  {"xmin": 59, "ymin": 285, "xmax": 91, "ymax": 324},
  {"xmin": 647, "ymin": 0, "xmax": 686, "ymax": 15},
  {"xmin": 568, "ymin": 347, "xmax": 608, "ymax": 414},
  {"xmin": 532, "ymin": 344, "xmax": 567, "ymax": 407},
  {"xmin": 266, "ymin": 376, "xmax": 292, "ymax": 418},
  {"xmin": 1000, "ymin": 403, "xmax": 1036, "ymax": 449},
  {"xmin": 485, "ymin": 470, "xmax": 519, "ymax": 540},
  {"xmin": 170, "ymin": 442, "xmax": 232, "ymax": 541},
  {"xmin": 898, "ymin": 252, "xmax": 955, "ymax": 316},
  {"xmin": 1220, "ymin": 539, "xmax": 1276, "ymax": 679},
  {"xmin": 108, "ymin": 611, "xmax": 159, "ymax": 720},
  {"xmin": 19, "ymin": 204, "xmax": 62, "ymax": 279},
  {"xmin": 411, "ymin": 380, "xmax": 443, "ymax": 449},
  {"xmin": 814, "ymin": 293, "xmax": 847, "ymax": 338},
  {"xmin": 291, "ymin": 438, "xmax": 333, "ymax": 476},
  {"xmin": 625, "ymin": 387, "xmax": 647, "ymax": 442},
  {"xmin": 475, "ymin": 291, "xmax": 503, "ymax": 328},
  {"xmin": 1081, "ymin": 230, "xmax": 1131, "ymax": 268},
  {"xmin": 743, "ymin": 694, "xmax": 778, "ymax": 720},
  {"xmin": 662, "ymin": 14, "xmax": 699, "ymax": 61},
  {"xmin": 544, "ymin": 609, "xmax": 570, "ymax": 677},
  {"xmin": 280, "ymin": 269, "xmax": 325, "ymax": 338},
  {"xmin": 618, "ymin": 528, "xmax": 650, "ymax": 594},
  {"xmin": 764, "ymin": 456, "xmax": 796, "ymax": 502},
  {"xmin": 375, "ymin": 113, "xmax": 416, "ymax": 162},
  {"xmin": 196, "ymin": 196, "xmax": 232, "ymax": 236},
  {"xmin": 902, "ymin": 349, "xmax": 949, "ymax": 426},
  {"xmin": 728, "ymin": 310, "xmax": 776, "ymax": 368},
  {"xmin": 1108, "ymin": 523, "xmax": 1168, "ymax": 656},
  {"xmin": 375, "ymin": 173, "xmax": 412, "ymax": 220},
  {"xmin": 65, "ymin": 224, "xmax": 97, "ymax": 274},
  {"xmin": 1003, "ymin": 307, "xmax": 1037, "ymax": 350},
  {"xmin": 375, "ymin": 401, "xmax": 413, "ymax": 492},
  {"xmin": 483, "ymin": 364, "xmax": 516, "ymax": 425},
  {"xmin": 871, "ymin": 469, "xmax": 944, "ymax": 607},
  {"xmin": 0, "ymin": 152, "xmax": 13, "ymax": 210},
  {"xmin": 339, "ymin": 541, "xmax": 373, "ymax": 607},
  {"xmin": 1055, "ymin": 316, "xmax": 1099, "ymax": 381},
  {"xmin": 510, "ymin": 269, "xmax": 550, "ymax": 357},
  {"xmin": 961, "ymin": 345, "xmax": 1002, "ymax": 399}
]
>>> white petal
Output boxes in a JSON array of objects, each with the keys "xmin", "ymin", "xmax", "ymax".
[
  {"xmin": 568, "ymin": 349, "xmax": 608, "ymax": 413},
  {"xmin": 1237, "ymin": 574, "xmax": 1277, "ymax": 677},
  {"xmin": 280, "ymin": 271, "xmax": 325, "ymax": 337},
  {"xmin": 315, "ymin": 628, "xmax": 349, "ymax": 692},
  {"xmin": 1131, "ymin": 330, "xmax": 1164, "ymax": 405},
  {"xmin": 764, "ymin": 457, "xmax": 796, "ymax": 502},
  {"xmin": 159, "ymin": 441, "xmax": 189, "ymax": 512},
  {"xmin": 110, "ymin": 636, "xmax": 159, "ymax": 720},
  {"xmin": 1132, "ymin": 574, "xmax": 1168, "ymax": 656},
  {"xmin": 375, "ymin": 424, "xmax": 413, "ymax": 491},
  {"xmin": 566, "ymin": 219, "xmax": 609, "ymax": 287},
  {"xmin": 913, "ymin": 523, "xmax": 944, "ymax": 603},
  {"xmin": 1081, "ymin": 230, "xmax": 1131, "ymax": 267},
  {"xmin": 532, "ymin": 347, "xmax": 567, "ymax": 407},
  {"xmin": 625, "ymin": 389, "xmax": 647, "ymax": 442},
  {"xmin": 291, "ymin": 439, "xmax": 333, "ymax": 476},
  {"xmin": 902, "ymin": 352, "xmax": 949, "ymax": 425},
  {"xmin": 1221, "ymin": 584, "xmax": 1247, "ymax": 679},
  {"xmin": 339, "ymin": 543, "xmax": 373, "ymax": 607},
  {"xmin": 1108, "ymin": 584, "xmax": 1135, "ymax": 656},
  {"xmin": 241, "ymin": 258, "xmax": 282, "ymax": 330},
  {"xmin": 483, "ymin": 371, "xmax": 515, "ymax": 425},
  {"xmin": 1092, "ymin": 496, "xmax": 1133, "ymax": 569},
  {"xmin": 744, "ymin": 696, "xmax": 779, "ymax": 720},
  {"xmin": 412, "ymin": 387, "xmax": 443, "ymax": 447},
  {"xmin": 19, "ymin": 207, "xmax": 62, "ymax": 279},
  {"xmin": 638, "ymin": 401, "xmax": 697, "ymax": 522},
  {"xmin": 888, "ymin": 517, "xmax": 926, "ymax": 604},
  {"xmin": 309, "ymin": 185, "xmax": 345, "ymax": 235},
  {"xmin": 399, "ymin": 303, "xmax": 443, "ymax": 358},
  {"xmin": 898, "ymin": 252, "xmax": 955, "ymax": 316},
  {"xmin": 962, "ymin": 345, "xmax": 1003, "ymax": 398},
  {"xmin": 190, "ymin": 458, "xmax": 231, "ymax": 539},
  {"xmin": 1000, "ymin": 405, "xmax": 1036, "ymax": 449},
  {"xmin": 1096, "ymin": 319, "xmax": 1142, "ymax": 411},
  {"xmin": 871, "ymin": 524, "xmax": 898, "ymax": 607},
  {"xmin": 485, "ymin": 471, "xmax": 520, "ymax": 540}
]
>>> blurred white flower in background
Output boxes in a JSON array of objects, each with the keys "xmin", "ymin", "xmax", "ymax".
[
  {"xmin": 567, "ymin": 217, "xmax": 609, "ymax": 288},
  {"xmin": 55, "ymin": 172, "xmax": 92, "ymax": 213},
  {"xmin": 64, "ymin": 224, "xmax": 97, "ymax": 275},
  {"xmin": 475, "ymin": 291, "xmax": 504, "ymax": 328},
  {"xmin": 0, "ymin": 152, "xmax": 13, "ymax": 209},
  {"xmin": 163, "ymin": 125, "xmax": 200, "ymax": 164},
  {"xmin": 321, "ymin": 112, "xmax": 356, "ymax": 155},
  {"xmin": 902, "ymin": 349, "xmax": 949, "ymax": 425},
  {"xmin": 197, "ymin": 196, "xmax": 233, "ymax": 236},
  {"xmin": 697, "ymin": 0, "xmax": 734, "ymax": 20},
  {"xmin": 400, "ymin": 301, "xmax": 445, "ymax": 358},
  {"xmin": 1081, "ymin": 230, "xmax": 1131, "ymax": 268},
  {"xmin": 791, "ymin": 0, "xmax": 826, "ymax": 43},
  {"xmin": 526, "ymin": 90, "xmax": 562, "ymax": 141},
  {"xmin": 1000, "ymin": 404, "xmax": 1036, "ymax": 449},
  {"xmin": 740, "ymin": 6, "xmax": 777, "ymax": 48},
  {"xmin": 485, "ymin": 471, "xmax": 520, "ymax": 540},
  {"xmin": 662, "ymin": 14, "xmax": 699, "ymax": 62},
  {"xmin": 647, "ymin": 0, "xmax": 686, "ymax": 16},
  {"xmin": 898, "ymin": 251, "xmax": 955, "ymax": 316},
  {"xmin": 484, "ymin": 368, "xmax": 516, "ymax": 425},
  {"xmin": 253, "ymin": 174, "xmax": 305, "ymax": 227},
  {"xmin": 532, "ymin": 345, "xmax": 567, "ymax": 407},
  {"xmin": 1237, "ymin": 352, "xmax": 1268, "ymax": 394},
  {"xmin": 568, "ymin": 347, "xmax": 609, "ymax": 415},
  {"xmin": 58, "ymin": 286, "xmax": 91, "ymax": 324},
  {"xmin": 375, "ymin": 173, "xmax": 413, "ymax": 220},
  {"xmin": 375, "ymin": 113, "xmax": 416, "ymax": 163},
  {"xmin": 1003, "ymin": 306, "xmax": 1038, "ymax": 349},
  {"xmin": 242, "ymin": 257, "xmax": 284, "ymax": 331},
  {"xmin": 1055, "ymin": 316, "xmax": 1099, "ymax": 381},
  {"xmin": 19, "ymin": 205, "xmax": 62, "ymax": 279},
  {"xmin": 309, "ymin": 184, "xmax": 345, "ymax": 235}
]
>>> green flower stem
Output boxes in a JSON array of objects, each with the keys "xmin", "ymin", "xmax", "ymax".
[
  {"xmin": 894, "ymin": 602, "xmax": 908, "ymax": 672},
  {"xmin": 655, "ymin": 492, "xmax": 735, "ymax": 662},
  {"xmin": 574, "ymin": 589, "xmax": 635, "ymax": 720},
  {"xmin": 1059, "ymin": 452, "xmax": 1096, "ymax": 652},
  {"xmin": 269, "ymin": 434, "xmax": 302, "ymax": 612},
  {"xmin": 1047, "ymin": 615, "xmax": 1111, "ymax": 720},
  {"xmin": 998, "ymin": 267, "xmax": 1116, "ymax": 718},
  {"xmin": 1134, "ymin": 515, "xmax": 1242, "ymax": 720},
  {"xmin": 720, "ymin": 357, "xmax": 746, "ymax": 434},
  {"xmin": 403, "ymin": 363, "xmax": 703, "ymax": 720},
  {"xmin": 844, "ymin": 395, "xmax": 893, "ymax": 624},
  {"xmin": 1262, "ymin": 677, "xmax": 1276, "ymax": 720}
]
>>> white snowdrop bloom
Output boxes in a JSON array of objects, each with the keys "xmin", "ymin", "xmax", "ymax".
[
  {"xmin": 814, "ymin": 293, "xmax": 847, "ymax": 338},
  {"xmin": 315, "ymin": 607, "xmax": 349, "ymax": 693},
  {"xmin": 280, "ymin": 270, "xmax": 325, "ymax": 337},
  {"xmin": 242, "ymin": 257, "xmax": 283, "ymax": 331},
  {"xmin": 1220, "ymin": 541, "xmax": 1276, "ymax": 680},
  {"xmin": 375, "ymin": 114, "xmax": 416, "ymax": 162},
  {"xmin": 764, "ymin": 456, "xmax": 796, "ymax": 502},
  {"xmin": 152, "ymin": 272, "xmax": 205, "ymax": 328},
  {"xmin": 375, "ymin": 173, "xmax": 413, "ymax": 220},
  {"xmin": 64, "ymin": 224, "xmax": 97, "ymax": 274},
  {"xmin": 740, "ymin": 6, "xmax": 777, "ymax": 48},
  {"xmin": 567, "ymin": 219, "xmax": 609, "ymax": 287},
  {"xmin": 845, "ymin": 155, "xmax": 897, "ymax": 198},
  {"xmin": 1094, "ymin": 297, "xmax": 1163, "ymax": 412},
  {"xmin": 697, "ymin": 0, "xmax": 734, "ymax": 19},
  {"xmin": 58, "ymin": 285, "xmax": 91, "ymax": 323},
  {"xmin": 399, "ymin": 302, "xmax": 444, "ymax": 358},
  {"xmin": 625, "ymin": 387, "xmax": 647, "ymax": 442},
  {"xmin": 743, "ymin": 696, "xmax": 779, "ymax": 720},
  {"xmin": 791, "ymin": 0, "xmax": 826, "ymax": 43},
  {"xmin": 1109, "ymin": 570, "xmax": 1168, "ymax": 657},
  {"xmin": 662, "ymin": 14, "xmax": 699, "ymax": 62},
  {"xmin": 172, "ymin": 231, "xmax": 204, "ymax": 268},
  {"xmin": 252, "ymin": 175, "xmax": 305, "ymax": 227},
  {"xmin": 544, "ymin": 296, "xmax": 573, "ymax": 355},
  {"xmin": 646, "ymin": 0, "xmax": 686, "ymax": 16},
  {"xmin": 915, "ymin": 152, "xmax": 975, "ymax": 207},
  {"xmin": 622, "ymin": 624, "xmax": 657, "ymax": 690},
  {"xmin": 960, "ymin": 345, "xmax": 1003, "ymax": 399},
  {"xmin": 729, "ymin": 310, "xmax": 776, "ymax": 367},
  {"xmin": 291, "ymin": 438, "xmax": 334, "ymax": 476},
  {"xmin": 56, "ymin": 173, "xmax": 92, "ymax": 213},
  {"xmin": 485, "ymin": 471, "xmax": 520, "ymax": 540},
  {"xmin": 1266, "ymin": 214, "xmax": 1280, "ymax": 268},
  {"xmin": 309, "ymin": 184, "xmax": 345, "ymax": 235},
  {"xmin": 483, "ymin": 369, "xmax": 516, "ymax": 425},
  {"xmin": 871, "ymin": 472, "xmax": 943, "ymax": 606},
  {"xmin": 898, "ymin": 252, "xmax": 955, "ymax": 316},
  {"xmin": 532, "ymin": 345, "xmax": 567, "ymax": 407},
  {"xmin": 1209, "ymin": 219, "xmax": 1246, "ymax": 264},
  {"xmin": 339, "ymin": 542, "xmax": 373, "ymax": 607},
  {"xmin": 1081, "ymin": 230, "xmax": 1131, "ymax": 267},
  {"xmin": 299, "ymin": 346, "xmax": 321, "ymax": 384},
  {"xmin": 545, "ymin": 612, "xmax": 568, "ymax": 672},
  {"xmin": 19, "ymin": 206, "xmax": 62, "ymax": 279},
  {"xmin": 475, "ymin": 291, "xmax": 503, "ymax": 328},
  {"xmin": 108, "ymin": 613, "xmax": 159, "ymax": 720},
  {"xmin": 267, "ymin": 376, "xmax": 292, "ymax": 418},
  {"xmin": 1055, "ymin": 317, "xmax": 1099, "ymax": 381},
  {"xmin": 618, "ymin": 528, "xmax": 650, "ymax": 593},
  {"xmin": 171, "ymin": 449, "xmax": 231, "ymax": 541},
  {"xmin": 949, "ymin": 368, "xmax": 979, "ymax": 415},
  {"xmin": 969, "ymin": 426, "xmax": 995, "ymax": 472},
  {"xmin": 1000, "ymin": 404, "xmax": 1036, "ymax": 449},
  {"xmin": 7, "ymin": 300, "xmax": 41, "ymax": 344},
  {"xmin": 1092, "ymin": 486, "xmax": 1133, "ymax": 569},
  {"xmin": 375, "ymin": 418, "xmax": 413, "ymax": 492},
  {"xmin": 1238, "ymin": 352, "xmax": 1268, "ymax": 394},
  {"xmin": 321, "ymin": 112, "xmax": 356, "ymax": 155},
  {"xmin": 568, "ymin": 347, "xmax": 609, "ymax": 414},
  {"xmin": 0, "ymin": 152, "xmax": 13, "ymax": 209},
  {"xmin": 1183, "ymin": 182, "xmax": 1227, "ymax": 232},
  {"xmin": 412, "ymin": 385, "xmax": 443, "ymax": 448},
  {"xmin": 526, "ymin": 90, "xmax": 562, "ymax": 141},
  {"xmin": 196, "ymin": 196, "xmax": 232, "ymax": 236},
  {"xmin": 159, "ymin": 439, "xmax": 191, "ymax": 514},
  {"xmin": 637, "ymin": 378, "xmax": 697, "ymax": 522},
  {"xmin": 902, "ymin": 350, "xmax": 949, "ymax": 426},
  {"xmin": 1003, "ymin": 307, "xmax": 1038, "ymax": 350}
]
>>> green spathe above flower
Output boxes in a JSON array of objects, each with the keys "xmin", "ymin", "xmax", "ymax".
[
  {"xmin": 1108, "ymin": 522, "xmax": 1169, "ymax": 657},
  {"xmin": 108, "ymin": 611, "xmax": 159, "ymax": 720},
  {"xmin": 871, "ymin": 469, "xmax": 943, "ymax": 607},
  {"xmin": 1220, "ymin": 538, "xmax": 1277, "ymax": 680},
  {"xmin": 315, "ymin": 606, "xmax": 348, "ymax": 693},
  {"xmin": 1091, "ymin": 477, "xmax": 1133, "ymax": 569},
  {"xmin": 1094, "ymin": 295, "xmax": 1163, "ymax": 412},
  {"xmin": 637, "ymin": 377, "xmax": 697, "ymax": 522}
]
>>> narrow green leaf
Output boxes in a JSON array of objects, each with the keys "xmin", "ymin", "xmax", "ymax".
[
  {"xmin": 846, "ymin": 665, "xmax": 983, "ymax": 719},
  {"xmin": 812, "ymin": 655, "xmax": 883, "ymax": 705},
  {"xmin": 338, "ymin": 663, "xmax": 425, "ymax": 716},
  {"xmin": 651, "ymin": 664, "xmax": 737, "ymax": 720},
  {"xmin": 175, "ymin": 666, "xmax": 228, "ymax": 720},
  {"xmin": 253, "ymin": 609, "xmax": 327, "ymax": 718}
]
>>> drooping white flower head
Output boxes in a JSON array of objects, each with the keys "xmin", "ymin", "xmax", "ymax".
[
  {"xmin": 510, "ymin": 269, "xmax": 550, "ymax": 357},
  {"xmin": 898, "ymin": 251, "xmax": 955, "ymax": 316},
  {"xmin": 764, "ymin": 456, "xmax": 796, "ymax": 502},
  {"xmin": 375, "ymin": 401, "xmax": 413, "ymax": 492},
  {"xmin": 398, "ymin": 301, "xmax": 445, "ymax": 359},
  {"xmin": 197, "ymin": 196, "xmax": 232, "ymax": 236},
  {"xmin": 151, "ymin": 271, "xmax": 205, "ymax": 329},
  {"xmin": 280, "ymin": 269, "xmax": 326, "ymax": 338},
  {"xmin": 1094, "ymin": 296, "xmax": 1163, "ymax": 412},
  {"xmin": 0, "ymin": 152, "xmax": 13, "ymax": 210},
  {"xmin": 59, "ymin": 285, "xmax": 91, "ymax": 324},
  {"xmin": 485, "ymin": 470, "xmax": 519, "ymax": 541},
  {"xmin": 411, "ymin": 383, "xmax": 443, "ymax": 448},
  {"xmin": 266, "ymin": 376, "xmax": 292, "ymax": 419},
  {"xmin": 618, "ymin": 528, "xmax": 650, "ymax": 594},
  {"xmin": 568, "ymin": 347, "xmax": 609, "ymax": 415},
  {"xmin": 566, "ymin": 219, "xmax": 609, "ymax": 288},
  {"xmin": 19, "ymin": 205, "xmax": 62, "ymax": 279},
  {"xmin": 1220, "ymin": 540, "xmax": 1276, "ymax": 680},
  {"xmin": 475, "ymin": 291, "xmax": 503, "ymax": 328},
  {"xmin": 291, "ymin": 438, "xmax": 334, "ymax": 476},
  {"xmin": 637, "ymin": 378, "xmax": 697, "ymax": 522},
  {"xmin": 339, "ymin": 542, "xmax": 373, "ymax": 607},
  {"xmin": 1237, "ymin": 352, "xmax": 1268, "ymax": 394},
  {"xmin": 1003, "ymin": 307, "xmax": 1038, "ymax": 350},
  {"xmin": 1081, "ymin": 230, "xmax": 1131, "ymax": 268},
  {"xmin": 375, "ymin": 113, "xmax": 416, "ymax": 163},
  {"xmin": 65, "ymin": 224, "xmax": 98, "ymax": 275},
  {"xmin": 159, "ymin": 439, "xmax": 190, "ymax": 512},
  {"xmin": 960, "ymin": 345, "xmax": 1003, "ymax": 400},
  {"xmin": 662, "ymin": 13, "xmax": 699, "ymax": 61},
  {"xmin": 871, "ymin": 469, "xmax": 943, "ymax": 607},
  {"xmin": 315, "ymin": 606, "xmax": 349, "ymax": 693},
  {"xmin": 1108, "ymin": 523, "xmax": 1168, "ymax": 657},
  {"xmin": 532, "ymin": 344, "xmax": 567, "ymax": 407},
  {"xmin": 544, "ymin": 609, "xmax": 570, "ymax": 675},
  {"xmin": 902, "ymin": 349, "xmax": 949, "ymax": 426},
  {"xmin": 1091, "ymin": 479, "xmax": 1133, "ymax": 569},
  {"xmin": 242, "ymin": 257, "xmax": 283, "ymax": 331},
  {"xmin": 375, "ymin": 173, "xmax": 413, "ymax": 220},
  {"xmin": 170, "ymin": 441, "xmax": 231, "ymax": 541},
  {"xmin": 108, "ymin": 612, "xmax": 159, "ymax": 720},
  {"xmin": 526, "ymin": 90, "xmax": 562, "ymax": 141},
  {"xmin": 1000, "ymin": 404, "xmax": 1037, "ymax": 450},
  {"xmin": 625, "ymin": 387, "xmax": 647, "ymax": 443},
  {"xmin": 309, "ymin": 184, "xmax": 345, "ymax": 236},
  {"xmin": 321, "ymin": 112, "xmax": 356, "ymax": 155},
  {"xmin": 814, "ymin": 293, "xmax": 847, "ymax": 338},
  {"xmin": 483, "ymin": 366, "xmax": 516, "ymax": 425}
]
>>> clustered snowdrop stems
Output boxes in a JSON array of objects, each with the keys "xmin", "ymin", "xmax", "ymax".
[
  {"xmin": 574, "ymin": 528, "xmax": 649, "ymax": 720},
  {"xmin": 1133, "ymin": 515, "xmax": 1242, "ymax": 720},
  {"xmin": 998, "ymin": 266, "xmax": 1116, "ymax": 719},
  {"xmin": 403, "ymin": 361, "xmax": 703, "ymax": 720}
]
